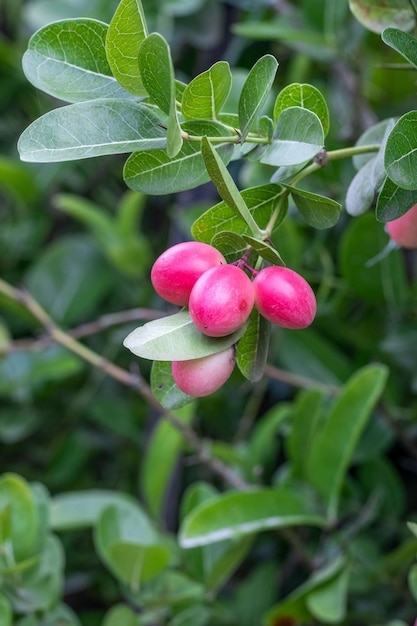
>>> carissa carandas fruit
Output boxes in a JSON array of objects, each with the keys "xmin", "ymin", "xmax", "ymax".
[
  {"xmin": 151, "ymin": 241, "xmax": 226, "ymax": 306},
  {"xmin": 172, "ymin": 346, "xmax": 235, "ymax": 397},
  {"xmin": 189, "ymin": 264, "xmax": 255, "ymax": 337},
  {"xmin": 386, "ymin": 204, "xmax": 417, "ymax": 249},
  {"xmin": 253, "ymin": 266, "xmax": 316, "ymax": 329}
]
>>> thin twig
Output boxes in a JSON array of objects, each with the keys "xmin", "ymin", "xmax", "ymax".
[{"xmin": 0, "ymin": 278, "xmax": 249, "ymax": 491}]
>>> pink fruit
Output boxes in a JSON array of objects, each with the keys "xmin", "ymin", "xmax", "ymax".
[
  {"xmin": 386, "ymin": 203, "xmax": 417, "ymax": 249},
  {"xmin": 172, "ymin": 347, "xmax": 235, "ymax": 397},
  {"xmin": 151, "ymin": 242, "xmax": 225, "ymax": 306},
  {"xmin": 189, "ymin": 264, "xmax": 255, "ymax": 337},
  {"xmin": 253, "ymin": 266, "xmax": 316, "ymax": 329}
]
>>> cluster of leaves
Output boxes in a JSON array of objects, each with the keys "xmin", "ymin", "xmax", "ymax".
[{"xmin": 1, "ymin": 0, "xmax": 417, "ymax": 624}]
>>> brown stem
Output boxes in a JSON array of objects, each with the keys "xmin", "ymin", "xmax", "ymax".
[{"xmin": 0, "ymin": 278, "xmax": 249, "ymax": 491}]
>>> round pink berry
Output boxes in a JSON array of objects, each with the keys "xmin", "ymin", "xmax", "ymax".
[
  {"xmin": 189, "ymin": 264, "xmax": 255, "ymax": 337},
  {"xmin": 172, "ymin": 347, "xmax": 235, "ymax": 397},
  {"xmin": 253, "ymin": 266, "xmax": 316, "ymax": 329},
  {"xmin": 151, "ymin": 241, "xmax": 225, "ymax": 306}
]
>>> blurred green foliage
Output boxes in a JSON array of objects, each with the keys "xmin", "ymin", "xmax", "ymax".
[{"xmin": 1, "ymin": 1, "xmax": 417, "ymax": 625}]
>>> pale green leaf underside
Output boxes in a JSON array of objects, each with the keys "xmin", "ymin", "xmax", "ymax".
[
  {"xmin": 106, "ymin": 0, "xmax": 148, "ymax": 96},
  {"xmin": 180, "ymin": 487, "xmax": 326, "ymax": 548},
  {"xmin": 123, "ymin": 311, "xmax": 247, "ymax": 361},
  {"xmin": 182, "ymin": 61, "xmax": 232, "ymax": 120},
  {"xmin": 261, "ymin": 107, "xmax": 324, "ymax": 167},
  {"xmin": 18, "ymin": 100, "xmax": 167, "ymax": 162},
  {"xmin": 22, "ymin": 19, "xmax": 131, "ymax": 103},
  {"xmin": 348, "ymin": 0, "xmax": 415, "ymax": 34}
]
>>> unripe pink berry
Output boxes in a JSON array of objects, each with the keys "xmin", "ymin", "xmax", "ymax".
[
  {"xmin": 172, "ymin": 347, "xmax": 235, "ymax": 397},
  {"xmin": 253, "ymin": 266, "xmax": 316, "ymax": 329},
  {"xmin": 386, "ymin": 203, "xmax": 417, "ymax": 249},
  {"xmin": 151, "ymin": 242, "xmax": 225, "ymax": 306},
  {"xmin": 189, "ymin": 264, "xmax": 255, "ymax": 337}
]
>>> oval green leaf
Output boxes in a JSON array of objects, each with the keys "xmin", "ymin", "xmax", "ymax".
[
  {"xmin": 348, "ymin": 0, "xmax": 415, "ymax": 33},
  {"xmin": 95, "ymin": 501, "xmax": 171, "ymax": 584},
  {"xmin": 239, "ymin": 54, "xmax": 279, "ymax": 140},
  {"xmin": 236, "ymin": 308, "xmax": 270, "ymax": 382},
  {"xmin": 286, "ymin": 185, "xmax": 341, "ymax": 228},
  {"xmin": 18, "ymin": 100, "xmax": 167, "ymax": 162},
  {"xmin": 274, "ymin": 83, "xmax": 330, "ymax": 136},
  {"xmin": 50, "ymin": 490, "xmax": 135, "ymax": 530},
  {"xmin": 180, "ymin": 487, "xmax": 326, "ymax": 548},
  {"xmin": 260, "ymin": 107, "xmax": 324, "ymax": 167},
  {"xmin": 384, "ymin": 111, "xmax": 417, "ymax": 190},
  {"xmin": 138, "ymin": 32, "xmax": 182, "ymax": 157},
  {"xmin": 22, "ymin": 19, "xmax": 131, "ymax": 103},
  {"xmin": 382, "ymin": 27, "xmax": 417, "ymax": 68},
  {"xmin": 106, "ymin": 0, "xmax": 148, "ymax": 96},
  {"xmin": 182, "ymin": 61, "xmax": 232, "ymax": 120},
  {"xmin": 306, "ymin": 364, "xmax": 388, "ymax": 520},
  {"xmin": 376, "ymin": 175, "xmax": 417, "ymax": 221},
  {"xmin": 124, "ymin": 120, "xmax": 234, "ymax": 195},
  {"xmin": 123, "ymin": 310, "xmax": 247, "ymax": 361}
]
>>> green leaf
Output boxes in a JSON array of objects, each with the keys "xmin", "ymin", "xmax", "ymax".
[
  {"xmin": 384, "ymin": 111, "xmax": 417, "ymax": 190},
  {"xmin": 22, "ymin": 19, "xmax": 131, "ymax": 103},
  {"xmin": 169, "ymin": 605, "xmax": 210, "ymax": 626},
  {"xmin": 151, "ymin": 361, "xmax": 194, "ymax": 409},
  {"xmin": 353, "ymin": 118, "xmax": 395, "ymax": 171},
  {"xmin": 0, "ymin": 595, "xmax": 12, "ymax": 626},
  {"xmin": 138, "ymin": 33, "xmax": 182, "ymax": 157},
  {"xmin": 241, "ymin": 235, "xmax": 284, "ymax": 265},
  {"xmin": 0, "ymin": 473, "xmax": 38, "ymax": 563},
  {"xmin": 201, "ymin": 137, "xmax": 263, "ymax": 238},
  {"xmin": 274, "ymin": 83, "xmax": 330, "ymax": 136},
  {"xmin": 18, "ymin": 100, "xmax": 167, "ymax": 162},
  {"xmin": 211, "ymin": 231, "xmax": 248, "ymax": 263},
  {"xmin": 286, "ymin": 185, "xmax": 341, "ymax": 228},
  {"xmin": 238, "ymin": 54, "xmax": 278, "ymax": 140},
  {"xmin": 286, "ymin": 389, "xmax": 325, "ymax": 481},
  {"xmin": 141, "ymin": 404, "xmax": 195, "ymax": 518},
  {"xmin": 306, "ymin": 567, "xmax": 350, "ymax": 623},
  {"xmin": 376, "ymin": 175, "xmax": 417, "ymax": 221},
  {"xmin": 103, "ymin": 605, "xmax": 138, "ymax": 626},
  {"xmin": 182, "ymin": 61, "xmax": 232, "ymax": 120},
  {"xmin": 123, "ymin": 310, "xmax": 247, "ymax": 361},
  {"xmin": 236, "ymin": 308, "xmax": 270, "ymax": 382},
  {"xmin": 49, "ymin": 490, "xmax": 135, "ymax": 530},
  {"xmin": 348, "ymin": 0, "xmax": 415, "ymax": 34},
  {"xmin": 382, "ymin": 27, "xmax": 417, "ymax": 68},
  {"xmin": 260, "ymin": 107, "xmax": 324, "ymax": 167},
  {"xmin": 306, "ymin": 364, "xmax": 388, "ymax": 520},
  {"xmin": 106, "ymin": 0, "xmax": 148, "ymax": 96},
  {"xmin": 124, "ymin": 120, "xmax": 234, "ymax": 194},
  {"xmin": 346, "ymin": 119, "xmax": 393, "ymax": 216},
  {"xmin": 180, "ymin": 487, "xmax": 326, "ymax": 548},
  {"xmin": 192, "ymin": 184, "xmax": 285, "ymax": 246},
  {"xmin": 265, "ymin": 556, "xmax": 346, "ymax": 624},
  {"xmin": 94, "ymin": 500, "xmax": 171, "ymax": 584}
]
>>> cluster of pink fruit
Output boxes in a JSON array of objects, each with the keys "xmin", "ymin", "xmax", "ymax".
[{"xmin": 151, "ymin": 241, "xmax": 316, "ymax": 397}]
